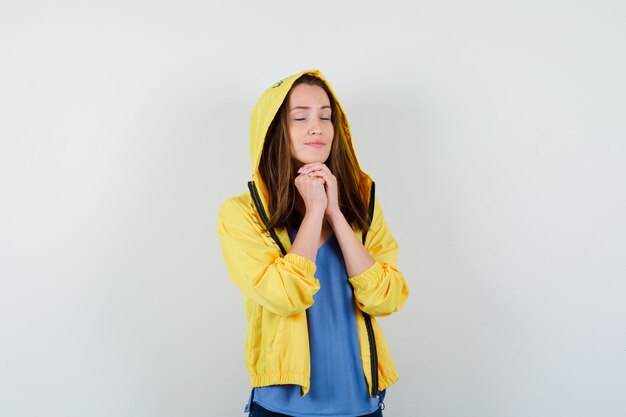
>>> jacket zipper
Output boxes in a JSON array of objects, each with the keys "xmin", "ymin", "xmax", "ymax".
[
  {"xmin": 248, "ymin": 181, "xmax": 287, "ymax": 255},
  {"xmin": 362, "ymin": 181, "xmax": 380, "ymax": 398},
  {"xmin": 363, "ymin": 312, "xmax": 379, "ymax": 397},
  {"xmin": 248, "ymin": 180, "xmax": 380, "ymax": 398}
]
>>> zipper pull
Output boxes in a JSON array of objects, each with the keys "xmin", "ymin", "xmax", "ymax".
[{"xmin": 377, "ymin": 391, "xmax": 385, "ymax": 410}]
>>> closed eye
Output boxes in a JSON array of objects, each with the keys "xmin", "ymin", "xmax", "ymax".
[{"xmin": 292, "ymin": 116, "xmax": 331, "ymax": 121}]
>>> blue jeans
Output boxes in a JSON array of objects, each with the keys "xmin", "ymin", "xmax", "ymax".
[{"xmin": 249, "ymin": 402, "xmax": 384, "ymax": 417}]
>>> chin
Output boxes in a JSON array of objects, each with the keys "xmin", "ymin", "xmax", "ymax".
[
  {"xmin": 294, "ymin": 154, "xmax": 331, "ymax": 165},
  {"xmin": 306, "ymin": 158, "xmax": 329, "ymax": 165}
]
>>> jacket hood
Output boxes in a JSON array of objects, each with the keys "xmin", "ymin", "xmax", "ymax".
[{"xmin": 249, "ymin": 69, "xmax": 372, "ymax": 215}]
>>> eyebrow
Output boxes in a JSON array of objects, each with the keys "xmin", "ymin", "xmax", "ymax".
[{"xmin": 289, "ymin": 105, "xmax": 331, "ymax": 111}]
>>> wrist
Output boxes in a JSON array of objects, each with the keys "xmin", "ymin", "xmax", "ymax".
[
  {"xmin": 303, "ymin": 207, "xmax": 326, "ymax": 221},
  {"xmin": 326, "ymin": 209, "xmax": 345, "ymax": 225}
]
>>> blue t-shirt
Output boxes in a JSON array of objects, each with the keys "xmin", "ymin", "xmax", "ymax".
[{"xmin": 253, "ymin": 227, "xmax": 380, "ymax": 417}]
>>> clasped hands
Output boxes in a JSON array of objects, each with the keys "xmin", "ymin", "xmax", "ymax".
[{"xmin": 294, "ymin": 162, "xmax": 340, "ymax": 218}]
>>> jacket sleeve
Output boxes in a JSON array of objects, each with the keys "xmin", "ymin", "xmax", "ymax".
[
  {"xmin": 348, "ymin": 198, "xmax": 409, "ymax": 317},
  {"xmin": 217, "ymin": 197, "xmax": 320, "ymax": 317}
]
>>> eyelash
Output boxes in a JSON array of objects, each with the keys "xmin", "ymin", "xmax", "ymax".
[{"xmin": 294, "ymin": 117, "xmax": 331, "ymax": 121}]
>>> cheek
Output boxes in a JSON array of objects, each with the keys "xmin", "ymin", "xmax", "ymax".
[
  {"xmin": 289, "ymin": 124, "xmax": 303, "ymax": 140},
  {"xmin": 288, "ymin": 126, "xmax": 297, "ymax": 144},
  {"xmin": 288, "ymin": 128, "xmax": 302, "ymax": 154}
]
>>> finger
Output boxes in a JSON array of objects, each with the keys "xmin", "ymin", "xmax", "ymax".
[
  {"xmin": 297, "ymin": 162, "xmax": 326, "ymax": 174},
  {"xmin": 305, "ymin": 170, "xmax": 332, "ymax": 182},
  {"xmin": 307, "ymin": 169, "xmax": 336, "ymax": 184},
  {"xmin": 304, "ymin": 166, "xmax": 330, "ymax": 175},
  {"xmin": 299, "ymin": 174, "xmax": 326, "ymax": 184},
  {"xmin": 300, "ymin": 162, "xmax": 324, "ymax": 168},
  {"xmin": 295, "ymin": 173, "xmax": 321, "ymax": 182},
  {"xmin": 300, "ymin": 162, "xmax": 325, "ymax": 169},
  {"xmin": 300, "ymin": 166, "xmax": 332, "ymax": 177}
]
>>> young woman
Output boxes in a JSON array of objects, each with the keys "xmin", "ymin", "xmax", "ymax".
[{"xmin": 217, "ymin": 70, "xmax": 409, "ymax": 417}]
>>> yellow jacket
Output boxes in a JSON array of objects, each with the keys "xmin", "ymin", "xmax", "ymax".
[{"xmin": 216, "ymin": 69, "xmax": 409, "ymax": 396}]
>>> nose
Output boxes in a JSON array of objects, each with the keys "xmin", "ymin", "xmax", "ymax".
[{"xmin": 308, "ymin": 120, "xmax": 322, "ymax": 135}]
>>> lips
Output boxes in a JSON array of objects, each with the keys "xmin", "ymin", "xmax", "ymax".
[{"xmin": 305, "ymin": 142, "xmax": 325, "ymax": 148}]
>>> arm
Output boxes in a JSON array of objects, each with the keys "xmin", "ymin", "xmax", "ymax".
[
  {"xmin": 296, "ymin": 163, "xmax": 409, "ymax": 317},
  {"xmin": 288, "ymin": 207, "xmax": 326, "ymax": 262},
  {"xmin": 345, "ymin": 198, "xmax": 409, "ymax": 316},
  {"xmin": 217, "ymin": 198, "xmax": 320, "ymax": 317},
  {"xmin": 289, "ymin": 169, "xmax": 328, "ymax": 261},
  {"xmin": 326, "ymin": 209, "xmax": 376, "ymax": 278},
  {"xmin": 298, "ymin": 162, "xmax": 377, "ymax": 280}
]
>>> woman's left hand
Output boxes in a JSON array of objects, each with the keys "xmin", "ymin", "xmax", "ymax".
[{"xmin": 298, "ymin": 162, "xmax": 340, "ymax": 218}]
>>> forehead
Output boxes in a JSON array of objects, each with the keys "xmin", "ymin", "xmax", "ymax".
[{"xmin": 288, "ymin": 84, "xmax": 331, "ymax": 108}]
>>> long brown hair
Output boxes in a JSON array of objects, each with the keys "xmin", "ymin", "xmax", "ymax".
[{"xmin": 258, "ymin": 74, "xmax": 370, "ymax": 232}]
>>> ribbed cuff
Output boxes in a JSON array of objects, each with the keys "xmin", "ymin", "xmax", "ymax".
[
  {"xmin": 348, "ymin": 261, "xmax": 383, "ymax": 288},
  {"xmin": 284, "ymin": 253, "xmax": 317, "ymax": 276}
]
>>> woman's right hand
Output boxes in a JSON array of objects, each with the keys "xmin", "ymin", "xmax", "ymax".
[{"xmin": 294, "ymin": 172, "xmax": 327, "ymax": 215}]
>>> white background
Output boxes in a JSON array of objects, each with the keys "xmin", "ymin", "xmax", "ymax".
[{"xmin": 1, "ymin": 1, "xmax": 625, "ymax": 416}]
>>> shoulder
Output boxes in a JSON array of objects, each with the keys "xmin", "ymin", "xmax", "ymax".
[
  {"xmin": 220, "ymin": 191, "xmax": 252, "ymax": 210},
  {"xmin": 218, "ymin": 191, "xmax": 253, "ymax": 221},
  {"xmin": 216, "ymin": 191, "xmax": 274, "ymax": 247}
]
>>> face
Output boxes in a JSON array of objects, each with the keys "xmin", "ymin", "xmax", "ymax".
[{"xmin": 287, "ymin": 83, "xmax": 334, "ymax": 167}]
